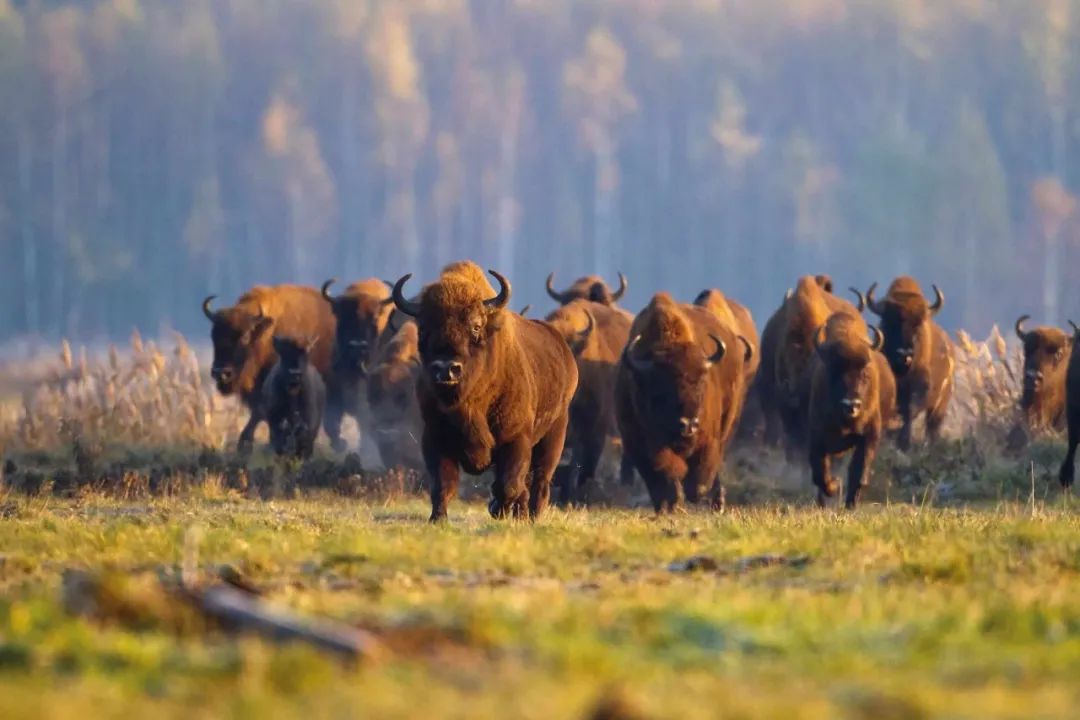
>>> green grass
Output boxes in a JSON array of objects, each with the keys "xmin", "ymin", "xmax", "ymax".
[{"xmin": 0, "ymin": 495, "xmax": 1078, "ymax": 719}]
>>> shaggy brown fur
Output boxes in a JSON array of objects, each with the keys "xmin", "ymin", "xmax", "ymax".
[
  {"xmin": 366, "ymin": 321, "xmax": 423, "ymax": 470},
  {"xmin": 203, "ymin": 285, "xmax": 335, "ymax": 454},
  {"xmin": 693, "ymin": 288, "xmax": 759, "ymax": 386},
  {"xmin": 1011, "ymin": 317, "xmax": 1072, "ymax": 437},
  {"xmin": 807, "ymin": 314, "xmax": 896, "ymax": 509},
  {"xmin": 393, "ymin": 261, "xmax": 579, "ymax": 521},
  {"xmin": 615, "ymin": 293, "xmax": 746, "ymax": 512},
  {"xmin": 1060, "ymin": 325, "xmax": 1080, "ymax": 488},
  {"xmin": 864, "ymin": 276, "xmax": 954, "ymax": 450},
  {"xmin": 545, "ymin": 299, "xmax": 634, "ymax": 504}
]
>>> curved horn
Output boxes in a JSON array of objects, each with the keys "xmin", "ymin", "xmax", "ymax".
[
  {"xmin": 865, "ymin": 282, "xmax": 886, "ymax": 316},
  {"xmin": 849, "ymin": 287, "xmax": 866, "ymax": 313},
  {"xmin": 813, "ymin": 324, "xmax": 827, "ymax": 351},
  {"xmin": 929, "ymin": 284, "xmax": 944, "ymax": 315},
  {"xmin": 321, "ymin": 279, "xmax": 336, "ymax": 303},
  {"xmin": 484, "ymin": 270, "xmax": 511, "ymax": 310},
  {"xmin": 611, "ymin": 272, "xmax": 628, "ymax": 302},
  {"xmin": 868, "ymin": 326, "xmax": 884, "ymax": 352},
  {"xmin": 1069, "ymin": 320, "xmax": 1079, "ymax": 338},
  {"xmin": 392, "ymin": 274, "xmax": 421, "ymax": 317},
  {"xmin": 738, "ymin": 335, "xmax": 754, "ymax": 364},
  {"xmin": 705, "ymin": 334, "xmax": 727, "ymax": 367},
  {"xmin": 202, "ymin": 295, "xmax": 216, "ymax": 322},
  {"xmin": 519, "ymin": 304, "xmax": 531, "ymax": 318},
  {"xmin": 623, "ymin": 335, "xmax": 653, "ymax": 373},
  {"xmin": 784, "ymin": 288, "xmax": 793, "ymax": 302},
  {"xmin": 545, "ymin": 273, "xmax": 570, "ymax": 304},
  {"xmin": 576, "ymin": 309, "xmax": 595, "ymax": 342},
  {"xmin": 1015, "ymin": 314, "xmax": 1031, "ymax": 342}
]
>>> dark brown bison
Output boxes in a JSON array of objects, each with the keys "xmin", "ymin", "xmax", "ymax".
[
  {"xmin": 321, "ymin": 278, "xmax": 395, "ymax": 453},
  {"xmin": 264, "ymin": 336, "xmax": 326, "ymax": 459},
  {"xmin": 1060, "ymin": 321, "xmax": 1080, "ymax": 488},
  {"xmin": 546, "ymin": 272, "xmax": 630, "ymax": 311},
  {"xmin": 366, "ymin": 321, "xmax": 423, "ymax": 470},
  {"xmin": 545, "ymin": 299, "xmax": 634, "ymax": 504},
  {"xmin": 760, "ymin": 275, "xmax": 865, "ymax": 456},
  {"xmin": 615, "ymin": 293, "xmax": 748, "ymax": 512},
  {"xmin": 202, "ymin": 285, "xmax": 335, "ymax": 454},
  {"xmin": 1012, "ymin": 316, "xmax": 1072, "ymax": 434},
  {"xmin": 807, "ymin": 314, "xmax": 896, "ymax": 508},
  {"xmin": 392, "ymin": 262, "xmax": 579, "ymax": 521},
  {"xmin": 864, "ymin": 277, "xmax": 954, "ymax": 450}
]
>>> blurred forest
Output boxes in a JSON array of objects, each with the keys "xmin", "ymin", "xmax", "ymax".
[{"xmin": 1, "ymin": 0, "xmax": 1080, "ymax": 342}]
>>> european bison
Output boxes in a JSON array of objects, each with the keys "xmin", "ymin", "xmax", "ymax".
[
  {"xmin": 321, "ymin": 278, "xmax": 395, "ymax": 453},
  {"xmin": 615, "ymin": 293, "xmax": 748, "ymax": 512},
  {"xmin": 392, "ymin": 262, "xmax": 579, "ymax": 521},
  {"xmin": 759, "ymin": 275, "xmax": 865, "ymax": 456},
  {"xmin": 366, "ymin": 321, "xmax": 424, "ymax": 471},
  {"xmin": 546, "ymin": 272, "xmax": 631, "ymax": 313},
  {"xmin": 202, "ymin": 285, "xmax": 335, "ymax": 455},
  {"xmin": 1060, "ymin": 321, "xmax": 1080, "ymax": 488},
  {"xmin": 807, "ymin": 314, "xmax": 896, "ymax": 508},
  {"xmin": 545, "ymin": 299, "xmax": 634, "ymax": 504},
  {"xmin": 864, "ymin": 277, "xmax": 954, "ymax": 449},
  {"xmin": 1012, "ymin": 316, "xmax": 1072, "ymax": 435},
  {"xmin": 264, "ymin": 336, "xmax": 326, "ymax": 459}
]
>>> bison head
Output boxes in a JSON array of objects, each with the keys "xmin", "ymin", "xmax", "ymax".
[
  {"xmin": 815, "ymin": 320, "xmax": 884, "ymax": 424},
  {"xmin": 544, "ymin": 302, "xmax": 596, "ymax": 356},
  {"xmin": 391, "ymin": 268, "xmax": 510, "ymax": 403},
  {"xmin": 546, "ymin": 272, "xmax": 627, "ymax": 306},
  {"xmin": 624, "ymin": 333, "xmax": 725, "ymax": 451},
  {"xmin": 203, "ymin": 296, "xmax": 274, "ymax": 396},
  {"xmin": 1015, "ymin": 315, "xmax": 1070, "ymax": 411},
  {"xmin": 272, "ymin": 335, "xmax": 317, "ymax": 394},
  {"xmin": 368, "ymin": 325, "xmax": 421, "ymax": 430},
  {"xmin": 865, "ymin": 282, "xmax": 943, "ymax": 377},
  {"xmin": 322, "ymin": 279, "xmax": 394, "ymax": 378}
]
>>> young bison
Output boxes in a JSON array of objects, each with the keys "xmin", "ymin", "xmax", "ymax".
[
  {"xmin": 808, "ymin": 314, "xmax": 896, "ymax": 509},
  {"xmin": 264, "ymin": 336, "xmax": 326, "ymax": 459}
]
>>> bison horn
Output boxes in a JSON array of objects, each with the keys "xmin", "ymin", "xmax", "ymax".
[
  {"xmin": 1070, "ymin": 320, "xmax": 1079, "ymax": 338},
  {"xmin": 202, "ymin": 295, "xmax": 216, "ymax": 322},
  {"xmin": 545, "ymin": 273, "xmax": 571, "ymax": 304},
  {"xmin": 611, "ymin": 272, "xmax": 628, "ymax": 302},
  {"xmin": 868, "ymin": 326, "xmax": 884, "ymax": 352},
  {"xmin": 519, "ymin": 304, "xmax": 531, "ymax": 318},
  {"xmin": 784, "ymin": 288, "xmax": 793, "ymax": 302},
  {"xmin": 929, "ymin": 284, "xmax": 944, "ymax": 315},
  {"xmin": 623, "ymin": 335, "xmax": 653, "ymax": 373},
  {"xmin": 705, "ymin": 334, "xmax": 726, "ymax": 367},
  {"xmin": 1015, "ymin": 314, "xmax": 1031, "ymax": 342},
  {"xmin": 577, "ymin": 309, "xmax": 595, "ymax": 342},
  {"xmin": 484, "ymin": 270, "xmax": 511, "ymax": 310},
  {"xmin": 738, "ymin": 335, "xmax": 754, "ymax": 364},
  {"xmin": 321, "ymin": 279, "xmax": 336, "ymax": 303},
  {"xmin": 849, "ymin": 287, "xmax": 866, "ymax": 313},
  {"xmin": 865, "ymin": 282, "xmax": 886, "ymax": 316},
  {"xmin": 392, "ymin": 274, "xmax": 421, "ymax": 317}
]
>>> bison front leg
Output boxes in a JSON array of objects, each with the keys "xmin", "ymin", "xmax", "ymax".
[
  {"xmin": 322, "ymin": 396, "xmax": 347, "ymax": 453},
  {"xmin": 809, "ymin": 440, "xmax": 837, "ymax": 508},
  {"xmin": 491, "ymin": 437, "xmax": 532, "ymax": 520},
  {"xmin": 1060, "ymin": 420, "xmax": 1078, "ymax": 489},
  {"xmin": 530, "ymin": 412, "xmax": 571, "ymax": 519},
  {"xmin": 683, "ymin": 448, "xmax": 722, "ymax": 508},
  {"xmin": 423, "ymin": 432, "xmax": 460, "ymax": 522},
  {"xmin": 238, "ymin": 405, "xmax": 266, "ymax": 457},
  {"xmin": 896, "ymin": 385, "xmax": 913, "ymax": 452},
  {"xmin": 845, "ymin": 433, "xmax": 877, "ymax": 510}
]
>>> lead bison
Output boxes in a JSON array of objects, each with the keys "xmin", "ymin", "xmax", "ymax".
[
  {"xmin": 202, "ymin": 285, "xmax": 336, "ymax": 454},
  {"xmin": 863, "ymin": 277, "xmax": 954, "ymax": 450},
  {"xmin": 1010, "ymin": 316, "xmax": 1072, "ymax": 441},
  {"xmin": 807, "ymin": 314, "xmax": 896, "ymax": 509},
  {"xmin": 545, "ymin": 299, "xmax": 633, "ymax": 504},
  {"xmin": 615, "ymin": 293, "xmax": 748, "ymax": 513},
  {"xmin": 392, "ymin": 262, "xmax": 578, "ymax": 521},
  {"xmin": 758, "ymin": 275, "xmax": 865, "ymax": 456},
  {"xmin": 366, "ymin": 321, "xmax": 424, "ymax": 471},
  {"xmin": 320, "ymin": 278, "xmax": 396, "ymax": 453},
  {"xmin": 546, "ymin": 272, "xmax": 631, "ymax": 315},
  {"xmin": 1060, "ymin": 322, "xmax": 1080, "ymax": 488}
]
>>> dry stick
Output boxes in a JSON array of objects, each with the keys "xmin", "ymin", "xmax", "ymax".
[{"xmin": 1029, "ymin": 461, "xmax": 1037, "ymax": 518}]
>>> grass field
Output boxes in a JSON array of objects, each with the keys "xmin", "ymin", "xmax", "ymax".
[{"xmin": 1, "ymin": 495, "xmax": 1078, "ymax": 719}]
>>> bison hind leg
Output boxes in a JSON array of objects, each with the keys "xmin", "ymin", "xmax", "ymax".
[{"xmin": 529, "ymin": 413, "xmax": 572, "ymax": 519}]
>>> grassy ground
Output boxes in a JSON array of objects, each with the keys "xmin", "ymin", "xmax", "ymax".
[{"xmin": 1, "ymin": 494, "xmax": 1078, "ymax": 719}]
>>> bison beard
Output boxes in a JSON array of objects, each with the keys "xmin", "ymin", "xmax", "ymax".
[
  {"xmin": 615, "ymin": 293, "xmax": 746, "ymax": 513},
  {"xmin": 393, "ymin": 262, "xmax": 578, "ymax": 521},
  {"xmin": 807, "ymin": 314, "xmax": 895, "ymax": 509},
  {"xmin": 863, "ymin": 276, "xmax": 953, "ymax": 450},
  {"xmin": 1060, "ymin": 322, "xmax": 1080, "ymax": 488},
  {"xmin": 202, "ymin": 285, "xmax": 336, "ymax": 455}
]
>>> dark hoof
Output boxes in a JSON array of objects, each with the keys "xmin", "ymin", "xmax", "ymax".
[
  {"xmin": 1060, "ymin": 463, "xmax": 1075, "ymax": 489},
  {"xmin": 429, "ymin": 511, "xmax": 447, "ymax": 523},
  {"xmin": 488, "ymin": 498, "xmax": 505, "ymax": 519}
]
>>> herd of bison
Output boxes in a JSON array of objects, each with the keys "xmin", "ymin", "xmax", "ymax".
[{"xmin": 199, "ymin": 260, "xmax": 1080, "ymax": 521}]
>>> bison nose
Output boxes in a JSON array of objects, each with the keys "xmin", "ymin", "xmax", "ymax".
[
  {"xmin": 429, "ymin": 360, "xmax": 464, "ymax": 384},
  {"xmin": 678, "ymin": 417, "xmax": 700, "ymax": 438},
  {"xmin": 841, "ymin": 398, "xmax": 863, "ymax": 418},
  {"xmin": 211, "ymin": 366, "xmax": 234, "ymax": 383},
  {"xmin": 446, "ymin": 361, "xmax": 463, "ymax": 381}
]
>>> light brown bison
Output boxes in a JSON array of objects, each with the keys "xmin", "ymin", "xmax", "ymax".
[
  {"xmin": 1012, "ymin": 316, "xmax": 1072, "ymax": 434},
  {"xmin": 264, "ymin": 336, "xmax": 326, "ymax": 460},
  {"xmin": 366, "ymin": 321, "xmax": 424, "ymax": 470},
  {"xmin": 545, "ymin": 299, "xmax": 634, "ymax": 504},
  {"xmin": 546, "ymin": 272, "xmax": 630, "ymax": 311},
  {"xmin": 615, "ymin": 293, "xmax": 748, "ymax": 512},
  {"xmin": 760, "ymin": 275, "xmax": 865, "ymax": 456},
  {"xmin": 1060, "ymin": 322, "xmax": 1080, "ymax": 488},
  {"xmin": 693, "ymin": 288, "xmax": 759, "ymax": 387},
  {"xmin": 320, "ymin": 278, "xmax": 395, "ymax": 452},
  {"xmin": 392, "ymin": 262, "xmax": 579, "ymax": 521},
  {"xmin": 864, "ymin": 277, "xmax": 954, "ymax": 450},
  {"xmin": 807, "ymin": 314, "xmax": 896, "ymax": 508},
  {"xmin": 202, "ymin": 285, "xmax": 335, "ymax": 454}
]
